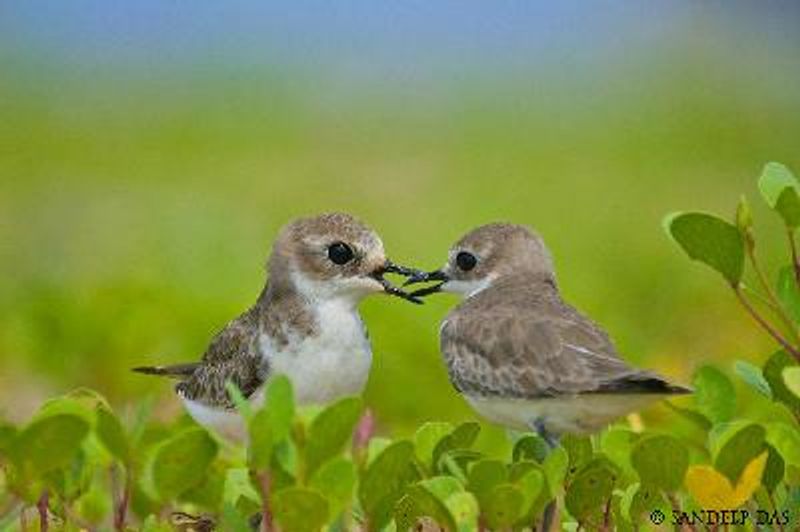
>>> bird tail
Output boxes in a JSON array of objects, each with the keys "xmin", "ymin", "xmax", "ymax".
[{"xmin": 132, "ymin": 363, "xmax": 198, "ymax": 379}]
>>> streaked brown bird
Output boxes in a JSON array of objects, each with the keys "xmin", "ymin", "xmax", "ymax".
[{"xmin": 134, "ymin": 212, "xmax": 420, "ymax": 439}]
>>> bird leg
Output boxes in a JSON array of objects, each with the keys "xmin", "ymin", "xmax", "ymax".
[
  {"xmin": 530, "ymin": 417, "xmax": 559, "ymax": 532},
  {"xmin": 532, "ymin": 417, "xmax": 559, "ymax": 450}
]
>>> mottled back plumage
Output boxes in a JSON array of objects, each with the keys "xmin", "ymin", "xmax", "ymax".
[{"xmin": 441, "ymin": 272, "xmax": 686, "ymax": 400}]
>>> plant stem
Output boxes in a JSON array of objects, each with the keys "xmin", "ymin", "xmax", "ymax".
[
  {"xmin": 767, "ymin": 491, "xmax": 785, "ymax": 532},
  {"xmin": 36, "ymin": 491, "xmax": 48, "ymax": 532},
  {"xmin": 114, "ymin": 470, "xmax": 130, "ymax": 531},
  {"xmin": 258, "ymin": 471, "xmax": 273, "ymax": 532},
  {"xmin": 788, "ymin": 227, "xmax": 800, "ymax": 286},
  {"xmin": 734, "ymin": 288, "xmax": 800, "ymax": 362},
  {"xmin": 745, "ymin": 246, "xmax": 800, "ymax": 343}
]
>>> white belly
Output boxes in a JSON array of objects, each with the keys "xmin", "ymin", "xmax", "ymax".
[
  {"xmin": 183, "ymin": 301, "xmax": 372, "ymax": 440},
  {"xmin": 262, "ymin": 301, "xmax": 372, "ymax": 405},
  {"xmin": 466, "ymin": 393, "xmax": 665, "ymax": 435}
]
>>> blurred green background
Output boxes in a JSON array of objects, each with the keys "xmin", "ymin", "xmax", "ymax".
[{"xmin": 1, "ymin": 3, "xmax": 799, "ymax": 441}]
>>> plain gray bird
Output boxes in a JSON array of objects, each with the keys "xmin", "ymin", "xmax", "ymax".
[{"xmin": 406, "ymin": 223, "xmax": 690, "ymax": 447}]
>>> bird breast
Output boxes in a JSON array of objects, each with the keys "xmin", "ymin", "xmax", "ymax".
[{"xmin": 259, "ymin": 299, "xmax": 372, "ymax": 405}]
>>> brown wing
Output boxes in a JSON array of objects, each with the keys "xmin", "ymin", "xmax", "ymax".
[
  {"xmin": 176, "ymin": 307, "xmax": 268, "ymax": 408},
  {"xmin": 440, "ymin": 279, "xmax": 677, "ymax": 399}
]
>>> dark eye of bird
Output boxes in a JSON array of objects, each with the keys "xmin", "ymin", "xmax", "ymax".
[
  {"xmin": 456, "ymin": 251, "xmax": 477, "ymax": 271},
  {"xmin": 327, "ymin": 242, "xmax": 354, "ymax": 265}
]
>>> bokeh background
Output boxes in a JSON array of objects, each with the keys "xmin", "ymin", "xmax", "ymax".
[{"xmin": 2, "ymin": 2, "xmax": 799, "ymax": 443}]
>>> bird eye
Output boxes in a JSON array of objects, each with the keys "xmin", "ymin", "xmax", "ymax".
[
  {"xmin": 327, "ymin": 242, "xmax": 354, "ymax": 265},
  {"xmin": 455, "ymin": 251, "xmax": 477, "ymax": 272}
]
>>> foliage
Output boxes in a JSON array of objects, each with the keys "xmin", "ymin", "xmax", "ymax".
[{"xmin": 1, "ymin": 163, "xmax": 799, "ymax": 530}]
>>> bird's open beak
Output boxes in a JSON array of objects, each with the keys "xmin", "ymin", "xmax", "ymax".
[
  {"xmin": 369, "ymin": 260, "xmax": 427, "ymax": 304},
  {"xmin": 402, "ymin": 269, "xmax": 449, "ymax": 298}
]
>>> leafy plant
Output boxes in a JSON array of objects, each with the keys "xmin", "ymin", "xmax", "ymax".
[{"xmin": 1, "ymin": 162, "xmax": 799, "ymax": 530}]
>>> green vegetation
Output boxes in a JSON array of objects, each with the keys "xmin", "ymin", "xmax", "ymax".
[{"xmin": 2, "ymin": 163, "xmax": 800, "ymax": 531}]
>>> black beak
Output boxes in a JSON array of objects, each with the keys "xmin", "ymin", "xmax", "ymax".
[
  {"xmin": 402, "ymin": 269, "xmax": 449, "ymax": 298},
  {"xmin": 370, "ymin": 260, "xmax": 427, "ymax": 304}
]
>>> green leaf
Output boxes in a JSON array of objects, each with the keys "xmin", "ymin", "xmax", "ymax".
[
  {"xmin": 223, "ymin": 467, "xmax": 260, "ymax": 507},
  {"xmin": 75, "ymin": 482, "xmax": 111, "ymax": 524},
  {"xmin": 225, "ymin": 381, "xmax": 252, "ymax": 420},
  {"xmin": 432, "ymin": 422, "xmax": 481, "ymax": 472},
  {"xmin": 220, "ymin": 502, "xmax": 252, "ymax": 532},
  {"xmin": 663, "ymin": 401, "xmax": 713, "ymax": 431},
  {"xmin": 600, "ymin": 428, "xmax": 638, "ymax": 477},
  {"xmin": 628, "ymin": 483, "xmax": 668, "ymax": 525},
  {"xmin": 413, "ymin": 422, "xmax": 453, "ymax": 468},
  {"xmin": 542, "ymin": 445, "xmax": 569, "ymax": 491},
  {"xmin": 248, "ymin": 378, "xmax": 295, "ymax": 472},
  {"xmin": 714, "ymin": 423, "xmax": 766, "ymax": 484},
  {"xmin": 512, "ymin": 435, "xmax": 549, "ymax": 463},
  {"xmin": 151, "ymin": 428, "xmax": 218, "ymax": 501},
  {"xmin": 272, "ymin": 487, "xmax": 329, "ymax": 532},
  {"xmin": 95, "ymin": 406, "xmax": 130, "ymax": 463},
  {"xmin": 395, "ymin": 484, "xmax": 457, "ymax": 532},
  {"xmin": 304, "ymin": 397, "xmax": 362, "ymax": 477},
  {"xmin": 483, "ymin": 484, "xmax": 525, "ymax": 529},
  {"xmin": 359, "ymin": 440, "xmax": 418, "ymax": 529},
  {"xmin": 776, "ymin": 266, "xmax": 800, "ymax": 324},
  {"xmin": 508, "ymin": 463, "xmax": 544, "ymax": 516},
  {"xmin": 665, "ymin": 212, "xmax": 745, "ymax": 286},
  {"xmin": 309, "ymin": 457, "xmax": 356, "ymax": 515},
  {"xmin": 693, "ymin": 365, "xmax": 736, "ymax": 423},
  {"xmin": 12, "ymin": 413, "xmax": 90, "ymax": 477},
  {"xmin": 763, "ymin": 351, "xmax": 800, "ymax": 411},
  {"xmin": 734, "ymin": 360, "xmax": 772, "ymax": 399},
  {"xmin": 565, "ymin": 457, "xmax": 619, "ymax": 521},
  {"xmin": 420, "ymin": 476, "xmax": 464, "ymax": 501},
  {"xmin": 783, "ymin": 367, "xmax": 800, "ymax": 399},
  {"xmin": 759, "ymin": 162, "xmax": 800, "ymax": 228},
  {"xmin": 766, "ymin": 422, "xmax": 800, "ymax": 467},
  {"xmin": 467, "ymin": 459, "xmax": 507, "ymax": 505},
  {"xmin": 763, "ymin": 444, "xmax": 785, "ymax": 493},
  {"xmin": 561, "ymin": 434, "xmax": 593, "ymax": 479},
  {"xmin": 444, "ymin": 491, "xmax": 480, "ymax": 528},
  {"xmin": 631, "ymin": 434, "xmax": 688, "ymax": 492}
]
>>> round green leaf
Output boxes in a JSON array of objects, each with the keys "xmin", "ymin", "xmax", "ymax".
[
  {"xmin": 763, "ymin": 351, "xmax": 800, "ymax": 411},
  {"xmin": 631, "ymin": 434, "xmax": 688, "ymax": 492},
  {"xmin": 95, "ymin": 406, "xmax": 130, "ymax": 463},
  {"xmin": 775, "ymin": 266, "xmax": 800, "ymax": 324},
  {"xmin": 693, "ymin": 365, "xmax": 736, "ymax": 423},
  {"xmin": 309, "ymin": 457, "xmax": 356, "ymax": 514},
  {"xmin": 359, "ymin": 440, "xmax": 418, "ymax": 528},
  {"xmin": 565, "ymin": 457, "xmax": 618, "ymax": 521},
  {"xmin": 304, "ymin": 397, "xmax": 362, "ymax": 477},
  {"xmin": 395, "ymin": 484, "xmax": 457, "ymax": 532},
  {"xmin": 733, "ymin": 360, "xmax": 772, "ymax": 399},
  {"xmin": 513, "ymin": 435, "xmax": 549, "ymax": 463},
  {"xmin": 273, "ymin": 487, "xmax": 329, "ymax": 532},
  {"xmin": 766, "ymin": 422, "xmax": 800, "ymax": 467},
  {"xmin": 713, "ymin": 423, "xmax": 766, "ymax": 484},
  {"xmin": 759, "ymin": 162, "xmax": 800, "ymax": 228},
  {"xmin": 12, "ymin": 413, "xmax": 89, "ymax": 476},
  {"xmin": 763, "ymin": 444, "xmax": 785, "ymax": 493},
  {"xmin": 782, "ymin": 367, "xmax": 800, "ymax": 399},
  {"xmin": 414, "ymin": 422, "xmax": 453, "ymax": 468},
  {"xmin": 432, "ymin": 422, "xmax": 481, "ymax": 472},
  {"xmin": 561, "ymin": 434, "xmax": 593, "ymax": 479},
  {"xmin": 152, "ymin": 428, "xmax": 218, "ymax": 500},
  {"xmin": 467, "ymin": 459, "xmax": 507, "ymax": 504},
  {"xmin": 483, "ymin": 484, "xmax": 525, "ymax": 529},
  {"xmin": 665, "ymin": 212, "xmax": 744, "ymax": 286}
]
